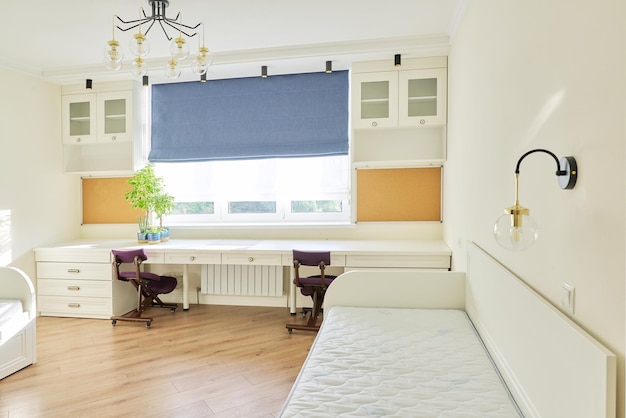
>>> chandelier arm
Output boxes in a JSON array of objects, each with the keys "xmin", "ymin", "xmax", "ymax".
[
  {"xmin": 115, "ymin": 15, "xmax": 152, "ymax": 26},
  {"xmin": 162, "ymin": 20, "xmax": 199, "ymax": 37},
  {"xmin": 142, "ymin": 20, "xmax": 157, "ymax": 36},
  {"xmin": 157, "ymin": 20, "xmax": 174, "ymax": 41},
  {"xmin": 163, "ymin": 18, "xmax": 202, "ymax": 31},
  {"xmin": 514, "ymin": 148, "xmax": 566, "ymax": 176}
]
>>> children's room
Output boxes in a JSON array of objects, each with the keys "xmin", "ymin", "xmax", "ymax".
[{"xmin": 0, "ymin": 1, "xmax": 624, "ymax": 417}]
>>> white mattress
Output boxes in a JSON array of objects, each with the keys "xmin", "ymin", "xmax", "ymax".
[
  {"xmin": 0, "ymin": 299, "xmax": 27, "ymax": 342},
  {"xmin": 280, "ymin": 307, "xmax": 523, "ymax": 417}
]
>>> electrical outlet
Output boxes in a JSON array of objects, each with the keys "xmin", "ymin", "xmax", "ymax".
[{"xmin": 561, "ymin": 282, "xmax": 575, "ymax": 314}]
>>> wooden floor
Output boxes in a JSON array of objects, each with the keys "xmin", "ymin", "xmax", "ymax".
[{"xmin": 0, "ymin": 304, "xmax": 317, "ymax": 418}]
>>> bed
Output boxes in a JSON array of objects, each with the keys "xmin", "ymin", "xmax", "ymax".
[
  {"xmin": 0, "ymin": 267, "xmax": 37, "ymax": 380},
  {"xmin": 279, "ymin": 242, "xmax": 616, "ymax": 418}
]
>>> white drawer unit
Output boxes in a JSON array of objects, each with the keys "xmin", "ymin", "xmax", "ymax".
[
  {"xmin": 164, "ymin": 251, "xmax": 221, "ymax": 264},
  {"xmin": 35, "ymin": 254, "xmax": 136, "ymax": 319},
  {"xmin": 221, "ymin": 253, "xmax": 282, "ymax": 266}
]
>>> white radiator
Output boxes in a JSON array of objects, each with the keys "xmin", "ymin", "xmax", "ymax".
[{"xmin": 201, "ymin": 264, "xmax": 284, "ymax": 297}]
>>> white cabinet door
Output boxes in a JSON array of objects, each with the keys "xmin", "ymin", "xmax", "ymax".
[
  {"xmin": 62, "ymin": 94, "xmax": 96, "ymax": 144},
  {"xmin": 351, "ymin": 71, "xmax": 398, "ymax": 129},
  {"xmin": 398, "ymin": 68, "xmax": 447, "ymax": 127},
  {"xmin": 97, "ymin": 90, "xmax": 133, "ymax": 143}
]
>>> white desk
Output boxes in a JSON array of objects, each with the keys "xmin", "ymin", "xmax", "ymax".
[{"xmin": 35, "ymin": 239, "xmax": 451, "ymax": 318}]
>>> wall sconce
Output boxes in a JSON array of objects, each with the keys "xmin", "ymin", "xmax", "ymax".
[
  {"xmin": 394, "ymin": 54, "xmax": 401, "ymax": 67},
  {"xmin": 85, "ymin": 79, "xmax": 93, "ymax": 90},
  {"xmin": 493, "ymin": 148, "xmax": 577, "ymax": 251},
  {"xmin": 325, "ymin": 61, "xmax": 332, "ymax": 74},
  {"xmin": 261, "ymin": 65, "xmax": 268, "ymax": 78},
  {"xmin": 142, "ymin": 75, "xmax": 149, "ymax": 87}
]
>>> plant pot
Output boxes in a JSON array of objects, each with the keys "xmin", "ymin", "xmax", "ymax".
[
  {"xmin": 146, "ymin": 231, "xmax": 161, "ymax": 244},
  {"xmin": 137, "ymin": 232, "xmax": 148, "ymax": 244},
  {"xmin": 160, "ymin": 227, "xmax": 170, "ymax": 242}
]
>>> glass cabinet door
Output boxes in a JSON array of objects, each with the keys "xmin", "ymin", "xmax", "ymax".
[
  {"xmin": 398, "ymin": 68, "xmax": 447, "ymax": 126},
  {"xmin": 62, "ymin": 94, "xmax": 96, "ymax": 144},
  {"xmin": 352, "ymin": 72, "xmax": 398, "ymax": 129},
  {"xmin": 98, "ymin": 91, "xmax": 132, "ymax": 142}
]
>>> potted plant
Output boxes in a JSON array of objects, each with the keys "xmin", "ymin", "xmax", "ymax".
[
  {"xmin": 125, "ymin": 164, "xmax": 169, "ymax": 243},
  {"xmin": 146, "ymin": 225, "xmax": 162, "ymax": 244},
  {"xmin": 137, "ymin": 216, "xmax": 149, "ymax": 243},
  {"xmin": 154, "ymin": 191, "xmax": 175, "ymax": 241}
]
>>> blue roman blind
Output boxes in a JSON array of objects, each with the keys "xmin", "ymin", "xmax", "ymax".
[{"xmin": 149, "ymin": 70, "xmax": 349, "ymax": 162}]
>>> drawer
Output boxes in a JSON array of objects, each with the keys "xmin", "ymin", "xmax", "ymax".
[
  {"xmin": 35, "ymin": 248, "xmax": 111, "ymax": 263},
  {"xmin": 221, "ymin": 253, "xmax": 282, "ymax": 266},
  {"xmin": 164, "ymin": 252, "xmax": 221, "ymax": 264},
  {"xmin": 38, "ymin": 295, "xmax": 112, "ymax": 318},
  {"xmin": 38, "ymin": 279, "xmax": 112, "ymax": 298},
  {"xmin": 37, "ymin": 262, "xmax": 111, "ymax": 280},
  {"xmin": 282, "ymin": 254, "xmax": 346, "ymax": 267},
  {"xmin": 345, "ymin": 254, "xmax": 451, "ymax": 269}
]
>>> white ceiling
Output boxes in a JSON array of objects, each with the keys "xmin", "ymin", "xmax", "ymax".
[{"xmin": 0, "ymin": 0, "xmax": 466, "ymax": 85}]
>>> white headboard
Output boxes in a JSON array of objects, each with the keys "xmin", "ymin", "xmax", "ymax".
[{"xmin": 467, "ymin": 242, "xmax": 616, "ymax": 418}]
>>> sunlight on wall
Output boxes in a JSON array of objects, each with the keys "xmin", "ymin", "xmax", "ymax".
[
  {"xmin": 0, "ymin": 210, "xmax": 11, "ymax": 266},
  {"xmin": 522, "ymin": 89, "xmax": 566, "ymax": 144}
]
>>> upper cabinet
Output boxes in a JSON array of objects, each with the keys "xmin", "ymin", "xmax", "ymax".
[
  {"xmin": 351, "ymin": 57, "xmax": 448, "ymax": 166},
  {"xmin": 61, "ymin": 81, "xmax": 146, "ymax": 175}
]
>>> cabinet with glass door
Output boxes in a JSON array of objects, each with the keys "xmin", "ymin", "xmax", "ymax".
[{"xmin": 61, "ymin": 81, "xmax": 144, "ymax": 175}]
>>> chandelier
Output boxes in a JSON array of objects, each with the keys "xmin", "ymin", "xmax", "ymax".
[{"xmin": 104, "ymin": 0, "xmax": 212, "ymax": 80}]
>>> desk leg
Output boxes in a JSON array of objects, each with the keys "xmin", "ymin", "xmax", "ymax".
[
  {"xmin": 182, "ymin": 264, "xmax": 190, "ymax": 311},
  {"xmin": 289, "ymin": 267, "xmax": 296, "ymax": 314}
]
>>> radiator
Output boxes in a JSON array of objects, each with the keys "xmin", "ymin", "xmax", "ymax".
[{"xmin": 201, "ymin": 264, "xmax": 284, "ymax": 297}]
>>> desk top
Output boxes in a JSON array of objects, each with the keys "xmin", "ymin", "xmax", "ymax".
[{"xmin": 36, "ymin": 238, "xmax": 451, "ymax": 256}]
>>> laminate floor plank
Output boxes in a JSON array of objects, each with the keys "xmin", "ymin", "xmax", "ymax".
[{"xmin": 0, "ymin": 304, "xmax": 316, "ymax": 418}]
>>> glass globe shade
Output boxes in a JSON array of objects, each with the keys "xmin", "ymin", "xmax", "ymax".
[
  {"xmin": 164, "ymin": 60, "xmax": 181, "ymax": 80},
  {"xmin": 494, "ymin": 213, "xmax": 538, "ymax": 251},
  {"xmin": 105, "ymin": 60, "xmax": 122, "ymax": 71},
  {"xmin": 129, "ymin": 34, "xmax": 150, "ymax": 57},
  {"xmin": 130, "ymin": 59, "xmax": 147, "ymax": 77},
  {"xmin": 104, "ymin": 41, "xmax": 124, "ymax": 64},
  {"xmin": 170, "ymin": 37, "xmax": 190, "ymax": 61}
]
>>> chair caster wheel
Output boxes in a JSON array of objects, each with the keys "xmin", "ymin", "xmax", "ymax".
[
  {"xmin": 170, "ymin": 307, "xmax": 176, "ymax": 313},
  {"xmin": 287, "ymin": 328, "xmax": 293, "ymax": 334},
  {"xmin": 146, "ymin": 321, "xmax": 151, "ymax": 329},
  {"xmin": 111, "ymin": 320, "xmax": 117, "ymax": 326}
]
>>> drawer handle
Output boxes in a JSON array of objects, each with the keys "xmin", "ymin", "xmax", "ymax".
[
  {"xmin": 189, "ymin": 256, "xmax": 196, "ymax": 261},
  {"xmin": 68, "ymin": 303, "xmax": 81, "ymax": 308},
  {"xmin": 248, "ymin": 257, "xmax": 254, "ymax": 262},
  {"xmin": 67, "ymin": 269, "xmax": 80, "ymax": 273},
  {"xmin": 67, "ymin": 286, "xmax": 80, "ymax": 291}
]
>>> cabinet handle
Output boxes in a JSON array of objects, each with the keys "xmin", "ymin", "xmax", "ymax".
[
  {"xmin": 67, "ymin": 286, "xmax": 80, "ymax": 291},
  {"xmin": 371, "ymin": 121, "xmax": 378, "ymax": 127},
  {"xmin": 248, "ymin": 257, "xmax": 254, "ymax": 262},
  {"xmin": 68, "ymin": 303, "xmax": 81, "ymax": 308},
  {"xmin": 76, "ymin": 138, "xmax": 81, "ymax": 143},
  {"xmin": 111, "ymin": 136, "xmax": 117, "ymax": 141},
  {"xmin": 420, "ymin": 119, "xmax": 426, "ymax": 125},
  {"xmin": 189, "ymin": 256, "xmax": 196, "ymax": 261},
  {"xmin": 67, "ymin": 269, "xmax": 80, "ymax": 273}
]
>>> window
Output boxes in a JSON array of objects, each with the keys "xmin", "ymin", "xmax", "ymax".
[
  {"xmin": 155, "ymin": 155, "xmax": 350, "ymax": 225},
  {"xmin": 150, "ymin": 70, "xmax": 350, "ymax": 226}
]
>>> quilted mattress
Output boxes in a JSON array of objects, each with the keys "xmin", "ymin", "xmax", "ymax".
[{"xmin": 279, "ymin": 307, "xmax": 523, "ymax": 417}]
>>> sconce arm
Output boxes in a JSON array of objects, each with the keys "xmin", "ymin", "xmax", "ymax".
[
  {"xmin": 514, "ymin": 148, "xmax": 577, "ymax": 190},
  {"xmin": 515, "ymin": 148, "xmax": 566, "ymax": 176}
]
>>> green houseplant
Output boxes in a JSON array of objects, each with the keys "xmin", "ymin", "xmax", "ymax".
[
  {"xmin": 125, "ymin": 164, "xmax": 172, "ymax": 243},
  {"xmin": 154, "ymin": 191, "xmax": 175, "ymax": 241}
]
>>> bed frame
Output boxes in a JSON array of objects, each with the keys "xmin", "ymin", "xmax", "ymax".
[
  {"xmin": 0, "ymin": 267, "xmax": 37, "ymax": 380},
  {"xmin": 323, "ymin": 242, "xmax": 616, "ymax": 418}
]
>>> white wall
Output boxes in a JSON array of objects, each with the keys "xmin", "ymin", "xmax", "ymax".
[
  {"xmin": 0, "ymin": 68, "xmax": 81, "ymax": 280},
  {"xmin": 445, "ymin": 0, "xmax": 626, "ymax": 416}
]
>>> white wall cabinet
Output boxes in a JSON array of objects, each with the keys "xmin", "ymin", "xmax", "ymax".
[
  {"xmin": 61, "ymin": 81, "xmax": 145, "ymax": 175},
  {"xmin": 351, "ymin": 57, "xmax": 447, "ymax": 166}
]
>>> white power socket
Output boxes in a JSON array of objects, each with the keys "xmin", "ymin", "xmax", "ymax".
[{"xmin": 561, "ymin": 282, "xmax": 575, "ymax": 314}]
